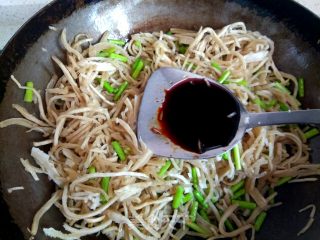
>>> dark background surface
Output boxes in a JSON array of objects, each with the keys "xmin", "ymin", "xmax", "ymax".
[{"xmin": 0, "ymin": 191, "xmax": 23, "ymax": 239}]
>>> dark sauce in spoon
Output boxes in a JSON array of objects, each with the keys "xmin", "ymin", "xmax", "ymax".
[{"xmin": 158, "ymin": 78, "xmax": 240, "ymax": 154}]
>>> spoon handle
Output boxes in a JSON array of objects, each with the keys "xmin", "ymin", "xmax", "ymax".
[{"xmin": 246, "ymin": 109, "xmax": 320, "ymax": 129}]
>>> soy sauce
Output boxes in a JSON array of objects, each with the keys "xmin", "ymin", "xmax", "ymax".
[{"xmin": 158, "ymin": 78, "xmax": 240, "ymax": 154}]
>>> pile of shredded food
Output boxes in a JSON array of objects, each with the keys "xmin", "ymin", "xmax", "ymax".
[{"xmin": 1, "ymin": 22, "xmax": 320, "ymax": 240}]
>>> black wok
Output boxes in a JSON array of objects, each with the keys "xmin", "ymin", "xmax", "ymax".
[{"xmin": 0, "ymin": 0, "xmax": 320, "ymax": 239}]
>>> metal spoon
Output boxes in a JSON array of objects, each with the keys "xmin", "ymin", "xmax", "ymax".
[{"xmin": 137, "ymin": 67, "xmax": 320, "ymax": 159}]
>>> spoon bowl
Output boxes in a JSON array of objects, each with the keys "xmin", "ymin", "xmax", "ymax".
[{"xmin": 137, "ymin": 67, "xmax": 320, "ymax": 159}]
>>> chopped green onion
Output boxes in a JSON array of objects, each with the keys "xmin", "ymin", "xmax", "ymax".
[
  {"xmin": 109, "ymin": 53, "xmax": 128, "ymax": 62},
  {"xmin": 97, "ymin": 47, "xmax": 116, "ymax": 57},
  {"xmin": 279, "ymin": 102, "xmax": 289, "ymax": 111},
  {"xmin": 273, "ymin": 82, "xmax": 290, "ymax": 94},
  {"xmin": 96, "ymin": 78, "xmax": 115, "ymax": 94},
  {"xmin": 189, "ymin": 201, "xmax": 198, "ymax": 222},
  {"xmin": 254, "ymin": 98, "xmax": 276, "ymax": 110},
  {"xmin": 103, "ymin": 82, "xmax": 114, "ymax": 94},
  {"xmin": 211, "ymin": 192, "xmax": 219, "ymax": 203},
  {"xmin": 114, "ymin": 81, "xmax": 128, "ymax": 101},
  {"xmin": 275, "ymin": 176, "xmax": 292, "ymax": 187},
  {"xmin": 111, "ymin": 141, "xmax": 126, "ymax": 161},
  {"xmin": 232, "ymin": 144, "xmax": 241, "ymax": 170},
  {"xmin": 100, "ymin": 194, "xmax": 108, "ymax": 204},
  {"xmin": 191, "ymin": 167, "xmax": 199, "ymax": 186},
  {"xmin": 268, "ymin": 188, "xmax": 275, "ymax": 204},
  {"xmin": 254, "ymin": 212, "xmax": 267, "ymax": 232},
  {"xmin": 134, "ymin": 40, "xmax": 142, "ymax": 48},
  {"xmin": 303, "ymin": 128, "xmax": 319, "ymax": 140},
  {"xmin": 232, "ymin": 188, "xmax": 246, "ymax": 200},
  {"xmin": 218, "ymin": 70, "xmax": 231, "ymax": 84},
  {"xmin": 225, "ymin": 218, "xmax": 235, "ymax": 231},
  {"xmin": 101, "ymin": 177, "xmax": 110, "ymax": 193},
  {"xmin": 108, "ymin": 39, "xmax": 126, "ymax": 46},
  {"xmin": 199, "ymin": 209, "xmax": 210, "ymax": 222},
  {"xmin": 231, "ymin": 180, "xmax": 245, "ymax": 193},
  {"xmin": 88, "ymin": 166, "xmax": 96, "ymax": 174},
  {"xmin": 131, "ymin": 58, "xmax": 144, "ymax": 79},
  {"xmin": 298, "ymin": 78, "xmax": 304, "ymax": 98},
  {"xmin": 211, "ymin": 61, "xmax": 221, "ymax": 71},
  {"xmin": 24, "ymin": 81, "xmax": 34, "ymax": 103},
  {"xmin": 231, "ymin": 199, "xmax": 257, "ymax": 210},
  {"xmin": 193, "ymin": 190, "xmax": 209, "ymax": 209},
  {"xmin": 221, "ymin": 151, "xmax": 230, "ymax": 160},
  {"xmin": 186, "ymin": 222, "xmax": 209, "ymax": 235},
  {"xmin": 172, "ymin": 186, "xmax": 184, "ymax": 209},
  {"xmin": 183, "ymin": 193, "xmax": 193, "ymax": 204},
  {"xmin": 185, "ymin": 62, "xmax": 197, "ymax": 70},
  {"xmin": 237, "ymin": 79, "xmax": 248, "ymax": 86},
  {"xmin": 178, "ymin": 44, "xmax": 188, "ymax": 54},
  {"xmin": 265, "ymin": 99, "xmax": 277, "ymax": 108},
  {"xmin": 253, "ymin": 97, "xmax": 265, "ymax": 109},
  {"xmin": 158, "ymin": 160, "xmax": 171, "ymax": 177}
]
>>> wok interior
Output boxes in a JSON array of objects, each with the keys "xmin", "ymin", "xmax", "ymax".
[{"xmin": 0, "ymin": 0, "xmax": 320, "ymax": 239}]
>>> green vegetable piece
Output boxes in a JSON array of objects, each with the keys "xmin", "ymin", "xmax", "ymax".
[
  {"xmin": 114, "ymin": 81, "xmax": 128, "ymax": 101},
  {"xmin": 232, "ymin": 144, "xmax": 241, "ymax": 170},
  {"xmin": 109, "ymin": 53, "xmax": 128, "ymax": 62},
  {"xmin": 101, "ymin": 177, "xmax": 110, "ymax": 193},
  {"xmin": 303, "ymin": 128, "xmax": 319, "ymax": 140},
  {"xmin": 166, "ymin": 31, "xmax": 173, "ymax": 35},
  {"xmin": 237, "ymin": 79, "xmax": 248, "ymax": 86},
  {"xmin": 218, "ymin": 70, "xmax": 231, "ymax": 84},
  {"xmin": 189, "ymin": 201, "xmax": 198, "ymax": 222},
  {"xmin": 186, "ymin": 222, "xmax": 209, "ymax": 235},
  {"xmin": 134, "ymin": 40, "xmax": 142, "ymax": 48},
  {"xmin": 279, "ymin": 102, "xmax": 289, "ymax": 111},
  {"xmin": 158, "ymin": 160, "xmax": 171, "ymax": 177},
  {"xmin": 231, "ymin": 199, "xmax": 257, "ymax": 210},
  {"xmin": 183, "ymin": 193, "xmax": 193, "ymax": 204},
  {"xmin": 88, "ymin": 166, "xmax": 96, "ymax": 174},
  {"xmin": 112, "ymin": 141, "xmax": 126, "ymax": 161},
  {"xmin": 275, "ymin": 176, "xmax": 292, "ymax": 187},
  {"xmin": 185, "ymin": 62, "xmax": 197, "ymax": 70},
  {"xmin": 254, "ymin": 212, "xmax": 267, "ymax": 231},
  {"xmin": 211, "ymin": 192, "xmax": 219, "ymax": 203},
  {"xmin": 193, "ymin": 190, "xmax": 209, "ymax": 209},
  {"xmin": 225, "ymin": 218, "xmax": 235, "ymax": 231},
  {"xmin": 100, "ymin": 194, "xmax": 108, "ymax": 204},
  {"xmin": 298, "ymin": 77, "xmax": 305, "ymax": 98},
  {"xmin": 265, "ymin": 99, "xmax": 277, "ymax": 108},
  {"xmin": 178, "ymin": 44, "xmax": 188, "ymax": 54},
  {"xmin": 108, "ymin": 39, "xmax": 126, "ymax": 46},
  {"xmin": 268, "ymin": 188, "xmax": 275, "ymax": 204},
  {"xmin": 273, "ymin": 82, "xmax": 290, "ymax": 94},
  {"xmin": 199, "ymin": 209, "xmax": 210, "ymax": 222},
  {"xmin": 253, "ymin": 97, "xmax": 265, "ymax": 109},
  {"xmin": 221, "ymin": 151, "xmax": 230, "ymax": 160},
  {"xmin": 172, "ymin": 186, "xmax": 184, "ymax": 209},
  {"xmin": 131, "ymin": 58, "xmax": 144, "ymax": 79},
  {"xmin": 24, "ymin": 81, "xmax": 34, "ymax": 103},
  {"xmin": 232, "ymin": 188, "xmax": 246, "ymax": 200},
  {"xmin": 211, "ymin": 61, "xmax": 221, "ymax": 71},
  {"xmin": 191, "ymin": 167, "xmax": 199, "ymax": 186},
  {"xmin": 231, "ymin": 180, "xmax": 245, "ymax": 193},
  {"xmin": 97, "ymin": 47, "xmax": 116, "ymax": 57}
]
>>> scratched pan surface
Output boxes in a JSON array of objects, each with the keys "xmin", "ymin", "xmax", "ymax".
[{"xmin": 0, "ymin": 0, "xmax": 320, "ymax": 239}]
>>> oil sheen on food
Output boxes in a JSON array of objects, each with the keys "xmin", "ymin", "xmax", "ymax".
[{"xmin": 158, "ymin": 78, "xmax": 240, "ymax": 154}]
